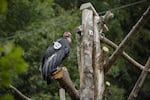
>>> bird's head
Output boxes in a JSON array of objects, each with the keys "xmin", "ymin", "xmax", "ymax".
[{"xmin": 63, "ymin": 32, "xmax": 71, "ymax": 43}]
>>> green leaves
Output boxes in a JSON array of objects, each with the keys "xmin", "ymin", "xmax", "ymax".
[
  {"xmin": 0, "ymin": 94, "xmax": 14, "ymax": 100},
  {"xmin": 0, "ymin": 0, "xmax": 7, "ymax": 15},
  {"xmin": 0, "ymin": 42, "xmax": 28, "ymax": 87}
]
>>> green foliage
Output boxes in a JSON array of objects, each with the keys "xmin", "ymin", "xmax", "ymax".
[
  {"xmin": 107, "ymin": 85, "xmax": 126, "ymax": 100},
  {"xmin": 0, "ymin": 94, "xmax": 14, "ymax": 100},
  {"xmin": 0, "ymin": 42, "xmax": 28, "ymax": 87},
  {"xmin": 0, "ymin": 0, "xmax": 7, "ymax": 15}
]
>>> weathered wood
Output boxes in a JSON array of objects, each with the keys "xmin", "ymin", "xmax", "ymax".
[
  {"xmin": 59, "ymin": 88, "xmax": 66, "ymax": 100},
  {"xmin": 104, "ymin": 6, "xmax": 150, "ymax": 73},
  {"xmin": 75, "ymin": 25, "xmax": 83, "ymax": 72},
  {"xmin": 103, "ymin": 81, "xmax": 111, "ymax": 100},
  {"xmin": 93, "ymin": 46, "xmax": 109, "ymax": 100},
  {"xmin": 128, "ymin": 57, "xmax": 150, "ymax": 100},
  {"xmin": 93, "ymin": 16, "xmax": 102, "ymax": 100},
  {"xmin": 80, "ymin": 2, "xmax": 99, "ymax": 16},
  {"xmin": 53, "ymin": 67, "xmax": 79, "ymax": 100},
  {"xmin": 100, "ymin": 37, "xmax": 150, "ymax": 72},
  {"xmin": 102, "ymin": 11, "xmax": 114, "ymax": 24},
  {"xmin": 80, "ymin": 3, "xmax": 94, "ymax": 99},
  {"xmin": 9, "ymin": 85, "xmax": 31, "ymax": 100},
  {"xmin": 101, "ymin": 11, "xmax": 114, "ymax": 32}
]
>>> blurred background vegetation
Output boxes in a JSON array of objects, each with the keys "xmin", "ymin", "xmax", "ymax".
[{"xmin": 0, "ymin": 0, "xmax": 149, "ymax": 100}]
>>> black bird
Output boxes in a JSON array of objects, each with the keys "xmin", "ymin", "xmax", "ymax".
[{"xmin": 40, "ymin": 32, "xmax": 71, "ymax": 84}]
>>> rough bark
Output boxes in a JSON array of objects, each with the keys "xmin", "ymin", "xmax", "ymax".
[
  {"xmin": 79, "ymin": 3, "xmax": 95, "ymax": 100},
  {"xmin": 75, "ymin": 25, "xmax": 83, "ymax": 72},
  {"xmin": 104, "ymin": 6, "xmax": 150, "ymax": 73},
  {"xmin": 93, "ymin": 16, "xmax": 102, "ymax": 100},
  {"xmin": 53, "ymin": 67, "xmax": 79, "ymax": 100},
  {"xmin": 128, "ymin": 57, "xmax": 150, "ymax": 100},
  {"xmin": 103, "ymin": 81, "xmax": 111, "ymax": 100}
]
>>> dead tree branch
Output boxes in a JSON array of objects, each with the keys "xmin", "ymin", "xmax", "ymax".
[
  {"xmin": 53, "ymin": 67, "xmax": 79, "ymax": 100},
  {"xmin": 104, "ymin": 6, "xmax": 150, "ymax": 73},
  {"xmin": 9, "ymin": 85, "xmax": 31, "ymax": 100},
  {"xmin": 128, "ymin": 57, "xmax": 150, "ymax": 100},
  {"xmin": 100, "ymin": 37, "xmax": 150, "ymax": 72}
]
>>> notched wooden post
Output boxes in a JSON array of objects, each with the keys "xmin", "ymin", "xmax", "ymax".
[{"xmin": 53, "ymin": 67, "xmax": 79, "ymax": 100}]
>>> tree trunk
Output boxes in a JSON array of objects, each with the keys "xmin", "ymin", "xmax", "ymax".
[{"xmin": 80, "ymin": 3, "xmax": 94, "ymax": 100}]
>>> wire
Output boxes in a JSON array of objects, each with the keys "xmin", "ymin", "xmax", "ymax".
[
  {"xmin": 0, "ymin": 0, "xmax": 148, "ymax": 41},
  {"xmin": 99, "ymin": 0, "xmax": 147, "ymax": 14}
]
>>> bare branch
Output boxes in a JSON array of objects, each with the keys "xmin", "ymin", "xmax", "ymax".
[
  {"xmin": 9, "ymin": 85, "xmax": 31, "ymax": 100},
  {"xmin": 128, "ymin": 57, "xmax": 150, "ymax": 100},
  {"xmin": 53, "ymin": 67, "xmax": 79, "ymax": 100},
  {"xmin": 100, "ymin": 37, "xmax": 150, "ymax": 72},
  {"xmin": 104, "ymin": 6, "xmax": 150, "ymax": 73}
]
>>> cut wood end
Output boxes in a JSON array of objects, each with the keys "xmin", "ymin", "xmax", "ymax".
[
  {"xmin": 105, "ymin": 81, "xmax": 111, "ymax": 87},
  {"xmin": 102, "ymin": 24, "xmax": 109, "ymax": 32},
  {"xmin": 80, "ymin": 2, "xmax": 99, "ymax": 16},
  {"xmin": 52, "ymin": 68, "xmax": 64, "ymax": 79},
  {"xmin": 102, "ymin": 46, "xmax": 109, "ymax": 52}
]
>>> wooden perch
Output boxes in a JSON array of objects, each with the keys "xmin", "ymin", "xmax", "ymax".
[
  {"xmin": 80, "ymin": 2, "xmax": 99, "ymax": 16},
  {"xmin": 128, "ymin": 57, "xmax": 150, "ymax": 100},
  {"xmin": 59, "ymin": 88, "xmax": 66, "ymax": 100},
  {"xmin": 80, "ymin": 2, "xmax": 95, "ymax": 100},
  {"xmin": 103, "ymin": 81, "xmax": 111, "ymax": 100},
  {"xmin": 52, "ymin": 67, "xmax": 79, "ymax": 100},
  {"xmin": 101, "ymin": 11, "xmax": 114, "ymax": 32},
  {"xmin": 9, "ymin": 85, "xmax": 31, "ymax": 100},
  {"xmin": 93, "ymin": 46, "xmax": 109, "ymax": 100},
  {"xmin": 100, "ymin": 37, "xmax": 150, "ymax": 72},
  {"xmin": 104, "ymin": 6, "xmax": 150, "ymax": 73},
  {"xmin": 102, "ymin": 11, "xmax": 114, "ymax": 24},
  {"xmin": 93, "ymin": 15, "xmax": 109, "ymax": 100}
]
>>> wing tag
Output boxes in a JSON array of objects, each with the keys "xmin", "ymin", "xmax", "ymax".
[{"xmin": 53, "ymin": 42, "xmax": 62, "ymax": 49}]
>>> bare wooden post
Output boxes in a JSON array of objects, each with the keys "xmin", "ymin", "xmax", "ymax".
[
  {"xmin": 59, "ymin": 88, "xmax": 66, "ymax": 100},
  {"xmin": 80, "ymin": 3, "xmax": 95, "ymax": 100},
  {"xmin": 128, "ymin": 57, "xmax": 150, "ymax": 100},
  {"xmin": 104, "ymin": 6, "xmax": 150, "ymax": 73}
]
